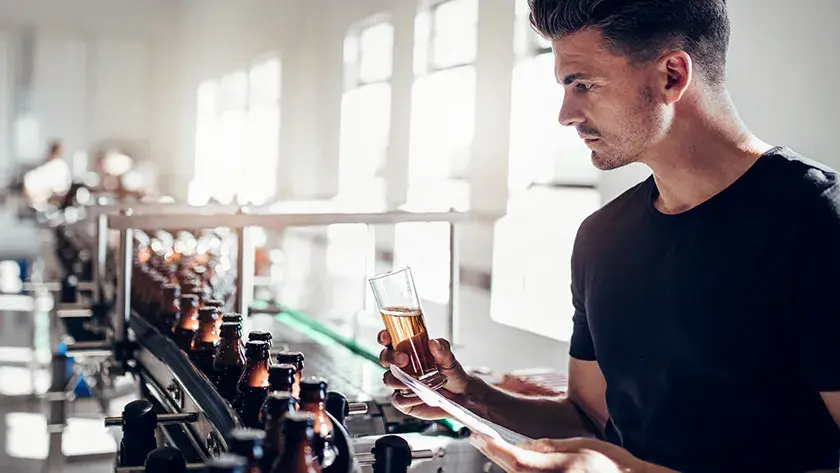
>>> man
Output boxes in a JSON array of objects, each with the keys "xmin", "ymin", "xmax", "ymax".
[{"xmin": 378, "ymin": 0, "xmax": 840, "ymax": 472}]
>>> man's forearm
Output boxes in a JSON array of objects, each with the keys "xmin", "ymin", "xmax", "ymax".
[{"xmin": 459, "ymin": 376, "xmax": 601, "ymax": 440}]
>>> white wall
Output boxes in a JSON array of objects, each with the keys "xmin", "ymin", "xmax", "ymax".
[
  {"xmin": 88, "ymin": 39, "xmax": 150, "ymax": 145},
  {"xmin": 0, "ymin": 0, "xmax": 174, "ymax": 179},
  {"xmin": 728, "ymin": 0, "xmax": 840, "ymax": 168},
  {"xmin": 32, "ymin": 33, "xmax": 88, "ymax": 159},
  {"xmin": 0, "ymin": 31, "xmax": 10, "ymax": 181},
  {"xmin": 595, "ymin": 0, "xmax": 840, "ymax": 203}
]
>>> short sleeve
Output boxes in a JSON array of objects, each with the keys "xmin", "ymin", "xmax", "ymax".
[
  {"xmin": 797, "ymin": 182, "xmax": 840, "ymax": 392},
  {"xmin": 569, "ymin": 221, "xmax": 596, "ymax": 361}
]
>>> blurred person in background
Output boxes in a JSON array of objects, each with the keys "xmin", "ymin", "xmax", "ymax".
[{"xmin": 22, "ymin": 139, "xmax": 72, "ymax": 209}]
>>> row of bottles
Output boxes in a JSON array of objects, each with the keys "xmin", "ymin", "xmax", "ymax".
[
  {"xmin": 114, "ymin": 398, "xmax": 323, "ymax": 473},
  {"xmin": 130, "ymin": 241, "xmax": 338, "ymax": 469},
  {"xmin": 131, "ymin": 228, "xmax": 233, "ymax": 322}
]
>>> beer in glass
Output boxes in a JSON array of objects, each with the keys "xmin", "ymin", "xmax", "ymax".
[{"xmin": 369, "ymin": 267, "xmax": 446, "ymax": 392}]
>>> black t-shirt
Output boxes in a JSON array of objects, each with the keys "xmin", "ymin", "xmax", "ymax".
[{"xmin": 570, "ymin": 147, "xmax": 840, "ymax": 472}]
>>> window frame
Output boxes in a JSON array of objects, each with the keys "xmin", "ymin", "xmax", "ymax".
[
  {"xmin": 339, "ymin": 17, "xmax": 396, "ymax": 195},
  {"xmin": 192, "ymin": 53, "xmax": 282, "ymax": 206},
  {"xmin": 510, "ymin": 18, "xmax": 597, "ymax": 191},
  {"xmin": 416, "ymin": 0, "xmax": 479, "ymax": 75},
  {"xmin": 344, "ymin": 14, "xmax": 393, "ymax": 90}
]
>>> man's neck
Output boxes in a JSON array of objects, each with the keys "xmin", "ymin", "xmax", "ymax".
[{"xmin": 643, "ymin": 93, "xmax": 774, "ymax": 215}]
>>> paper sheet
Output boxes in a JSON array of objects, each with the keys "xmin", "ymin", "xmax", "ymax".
[{"xmin": 389, "ymin": 365, "xmax": 533, "ymax": 446}]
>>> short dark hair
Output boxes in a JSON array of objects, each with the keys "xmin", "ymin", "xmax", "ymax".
[{"xmin": 529, "ymin": 0, "xmax": 731, "ymax": 84}]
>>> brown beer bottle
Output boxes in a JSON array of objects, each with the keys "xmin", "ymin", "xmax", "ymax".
[
  {"xmin": 248, "ymin": 332, "xmax": 273, "ymax": 362},
  {"xmin": 268, "ymin": 363, "xmax": 299, "ymax": 399},
  {"xmin": 276, "ymin": 351, "xmax": 304, "ymax": 388},
  {"xmin": 258, "ymin": 364, "xmax": 298, "ymax": 425},
  {"xmin": 261, "ymin": 392, "xmax": 298, "ymax": 472},
  {"xmin": 223, "ymin": 313, "xmax": 244, "ymax": 326},
  {"xmin": 248, "ymin": 331, "xmax": 272, "ymax": 347},
  {"xmin": 157, "ymin": 283, "xmax": 180, "ymax": 333},
  {"xmin": 190, "ymin": 307, "xmax": 220, "ymax": 377},
  {"xmin": 214, "ymin": 322, "xmax": 246, "ymax": 403},
  {"xmin": 270, "ymin": 412, "xmax": 322, "ymax": 473},
  {"xmin": 228, "ymin": 428, "xmax": 265, "ymax": 473},
  {"xmin": 234, "ymin": 341, "xmax": 271, "ymax": 428},
  {"xmin": 182, "ymin": 281, "xmax": 208, "ymax": 307},
  {"xmin": 222, "ymin": 314, "xmax": 245, "ymax": 349},
  {"xmin": 148, "ymin": 274, "xmax": 166, "ymax": 316},
  {"xmin": 205, "ymin": 300, "xmax": 225, "ymax": 331},
  {"xmin": 299, "ymin": 377, "xmax": 336, "ymax": 468},
  {"xmin": 172, "ymin": 294, "xmax": 199, "ymax": 351}
]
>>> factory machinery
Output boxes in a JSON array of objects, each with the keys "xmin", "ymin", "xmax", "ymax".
[{"xmin": 38, "ymin": 195, "xmax": 496, "ymax": 473}]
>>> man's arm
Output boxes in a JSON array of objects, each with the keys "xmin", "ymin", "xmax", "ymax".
[
  {"xmin": 464, "ymin": 358, "xmax": 609, "ymax": 440},
  {"xmin": 820, "ymin": 392, "xmax": 840, "ymax": 429},
  {"xmin": 380, "ymin": 333, "xmax": 609, "ymax": 440}
]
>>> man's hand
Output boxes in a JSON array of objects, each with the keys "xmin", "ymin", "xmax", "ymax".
[
  {"xmin": 471, "ymin": 434, "xmax": 675, "ymax": 473},
  {"xmin": 377, "ymin": 330, "xmax": 472, "ymax": 420}
]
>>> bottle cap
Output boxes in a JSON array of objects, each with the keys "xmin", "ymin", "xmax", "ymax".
[
  {"xmin": 263, "ymin": 392, "xmax": 298, "ymax": 419},
  {"xmin": 245, "ymin": 340, "xmax": 269, "ymax": 360},
  {"xmin": 268, "ymin": 364, "xmax": 297, "ymax": 392},
  {"xmin": 179, "ymin": 294, "xmax": 198, "ymax": 306},
  {"xmin": 299, "ymin": 376, "xmax": 328, "ymax": 402},
  {"xmin": 144, "ymin": 447, "xmax": 187, "ymax": 473},
  {"xmin": 198, "ymin": 307, "xmax": 219, "ymax": 323},
  {"xmin": 276, "ymin": 351, "xmax": 304, "ymax": 371},
  {"xmin": 228, "ymin": 428, "xmax": 265, "ymax": 462},
  {"xmin": 283, "ymin": 412, "xmax": 316, "ymax": 439},
  {"xmin": 122, "ymin": 400, "xmax": 156, "ymax": 433},
  {"xmin": 220, "ymin": 322, "xmax": 243, "ymax": 338}
]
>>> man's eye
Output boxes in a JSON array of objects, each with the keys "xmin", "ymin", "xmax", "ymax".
[{"xmin": 575, "ymin": 83, "xmax": 594, "ymax": 93}]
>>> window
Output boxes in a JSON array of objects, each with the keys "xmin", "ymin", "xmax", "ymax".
[
  {"xmin": 508, "ymin": 5, "xmax": 597, "ymax": 190},
  {"xmin": 337, "ymin": 21, "xmax": 394, "ymax": 203},
  {"xmin": 488, "ymin": 8, "xmax": 601, "ymax": 341},
  {"xmin": 397, "ymin": 0, "xmax": 478, "ymax": 304},
  {"xmin": 191, "ymin": 55, "xmax": 281, "ymax": 206},
  {"xmin": 327, "ymin": 20, "xmax": 395, "ymax": 284}
]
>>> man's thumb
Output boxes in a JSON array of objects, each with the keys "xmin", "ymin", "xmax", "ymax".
[{"xmin": 429, "ymin": 338, "xmax": 458, "ymax": 370}]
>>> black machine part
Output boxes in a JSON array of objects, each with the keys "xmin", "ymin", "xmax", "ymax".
[
  {"xmin": 144, "ymin": 447, "xmax": 187, "ymax": 473},
  {"xmin": 372, "ymin": 436, "xmax": 413, "ymax": 473}
]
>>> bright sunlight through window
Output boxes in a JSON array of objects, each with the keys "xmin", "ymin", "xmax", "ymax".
[{"xmin": 191, "ymin": 55, "xmax": 280, "ymax": 206}]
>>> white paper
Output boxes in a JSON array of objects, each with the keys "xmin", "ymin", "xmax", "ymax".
[{"xmin": 389, "ymin": 365, "xmax": 532, "ymax": 445}]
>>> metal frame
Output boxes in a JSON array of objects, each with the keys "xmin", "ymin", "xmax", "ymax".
[{"xmin": 107, "ymin": 207, "xmax": 482, "ymax": 349}]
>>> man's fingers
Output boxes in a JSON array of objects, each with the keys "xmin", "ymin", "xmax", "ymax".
[
  {"xmin": 378, "ymin": 349, "xmax": 393, "ymax": 367},
  {"xmin": 471, "ymin": 435, "xmax": 571, "ymax": 472},
  {"xmin": 390, "ymin": 391, "xmax": 427, "ymax": 410},
  {"xmin": 429, "ymin": 338, "xmax": 460, "ymax": 372},
  {"xmin": 377, "ymin": 330, "xmax": 391, "ymax": 346},
  {"xmin": 382, "ymin": 371, "xmax": 407, "ymax": 389},
  {"xmin": 520, "ymin": 439, "xmax": 557, "ymax": 454},
  {"xmin": 389, "ymin": 392, "xmax": 448, "ymax": 420},
  {"xmin": 524, "ymin": 437, "xmax": 595, "ymax": 454},
  {"xmin": 470, "ymin": 435, "xmax": 526, "ymax": 472},
  {"xmin": 379, "ymin": 349, "xmax": 409, "ymax": 368}
]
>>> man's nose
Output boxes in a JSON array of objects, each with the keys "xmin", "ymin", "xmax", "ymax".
[{"xmin": 558, "ymin": 94, "xmax": 584, "ymax": 127}]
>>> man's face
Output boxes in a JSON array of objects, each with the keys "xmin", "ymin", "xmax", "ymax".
[{"xmin": 552, "ymin": 29, "xmax": 667, "ymax": 170}]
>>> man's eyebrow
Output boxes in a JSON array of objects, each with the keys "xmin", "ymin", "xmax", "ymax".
[{"xmin": 558, "ymin": 72, "xmax": 598, "ymax": 84}]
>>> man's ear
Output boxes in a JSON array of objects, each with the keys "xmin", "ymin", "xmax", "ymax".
[{"xmin": 658, "ymin": 50, "xmax": 692, "ymax": 104}]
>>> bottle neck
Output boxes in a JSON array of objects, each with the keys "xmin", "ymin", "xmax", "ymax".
[
  {"xmin": 243, "ymin": 359, "xmax": 270, "ymax": 388},
  {"xmin": 194, "ymin": 322, "xmax": 219, "ymax": 344},
  {"xmin": 279, "ymin": 434, "xmax": 318, "ymax": 473},
  {"xmin": 300, "ymin": 400, "xmax": 325, "ymax": 414},
  {"xmin": 176, "ymin": 305, "xmax": 198, "ymax": 329}
]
